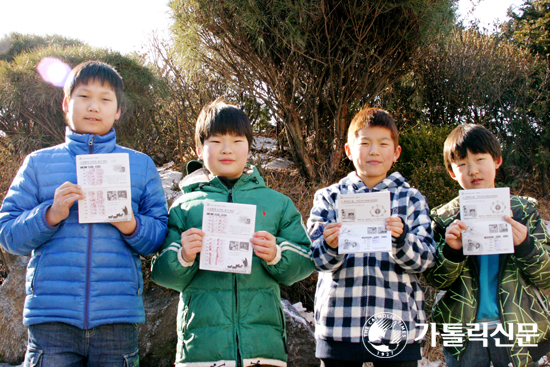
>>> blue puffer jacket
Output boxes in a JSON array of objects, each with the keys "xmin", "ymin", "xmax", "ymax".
[{"xmin": 0, "ymin": 127, "xmax": 168, "ymax": 329}]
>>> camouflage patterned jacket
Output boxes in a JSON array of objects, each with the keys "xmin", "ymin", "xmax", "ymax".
[{"xmin": 425, "ymin": 195, "xmax": 550, "ymax": 367}]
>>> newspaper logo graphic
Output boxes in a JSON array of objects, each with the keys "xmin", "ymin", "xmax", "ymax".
[
  {"xmin": 362, "ymin": 312, "xmax": 408, "ymax": 358},
  {"xmin": 370, "ymin": 205, "xmax": 387, "ymax": 217}
]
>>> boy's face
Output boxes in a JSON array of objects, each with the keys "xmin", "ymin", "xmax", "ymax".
[
  {"xmin": 344, "ymin": 126, "xmax": 401, "ymax": 189},
  {"xmin": 62, "ymin": 79, "xmax": 121, "ymax": 136},
  {"xmin": 449, "ymin": 150, "xmax": 502, "ymax": 190},
  {"xmin": 197, "ymin": 134, "xmax": 249, "ymax": 179}
]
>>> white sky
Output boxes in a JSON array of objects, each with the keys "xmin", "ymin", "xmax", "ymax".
[
  {"xmin": 0, "ymin": 0, "xmax": 172, "ymax": 54},
  {"xmin": 0, "ymin": 0, "xmax": 527, "ymax": 55}
]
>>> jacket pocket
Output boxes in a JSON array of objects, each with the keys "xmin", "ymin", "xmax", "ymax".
[
  {"xmin": 28, "ymin": 255, "xmax": 44, "ymax": 295},
  {"xmin": 533, "ymin": 287, "xmax": 550, "ymax": 319},
  {"xmin": 25, "ymin": 347, "xmax": 43, "ymax": 367},
  {"xmin": 123, "ymin": 348, "xmax": 139, "ymax": 367},
  {"xmin": 127, "ymin": 251, "xmax": 141, "ymax": 295}
]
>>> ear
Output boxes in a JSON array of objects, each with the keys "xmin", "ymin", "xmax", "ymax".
[
  {"xmin": 196, "ymin": 146, "xmax": 203, "ymax": 160},
  {"xmin": 448, "ymin": 169, "xmax": 457, "ymax": 179},
  {"xmin": 62, "ymin": 96, "xmax": 70, "ymax": 113},
  {"xmin": 115, "ymin": 107, "xmax": 121, "ymax": 121},
  {"xmin": 393, "ymin": 145, "xmax": 402, "ymax": 161},
  {"xmin": 494, "ymin": 156, "xmax": 503, "ymax": 169},
  {"xmin": 344, "ymin": 142, "xmax": 352, "ymax": 160}
]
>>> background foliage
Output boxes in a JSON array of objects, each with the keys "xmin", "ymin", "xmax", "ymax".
[{"xmin": 1, "ymin": 3, "xmax": 550, "ymax": 363}]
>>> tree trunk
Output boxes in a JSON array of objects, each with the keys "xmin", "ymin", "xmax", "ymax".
[{"xmin": 283, "ymin": 113, "xmax": 317, "ymax": 182}]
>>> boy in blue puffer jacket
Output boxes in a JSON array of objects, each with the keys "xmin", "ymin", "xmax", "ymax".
[{"xmin": 0, "ymin": 61, "xmax": 168, "ymax": 367}]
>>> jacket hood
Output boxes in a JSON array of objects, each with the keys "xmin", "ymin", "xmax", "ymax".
[
  {"xmin": 180, "ymin": 160, "xmax": 265, "ymax": 193},
  {"xmin": 65, "ymin": 126, "xmax": 117, "ymax": 155}
]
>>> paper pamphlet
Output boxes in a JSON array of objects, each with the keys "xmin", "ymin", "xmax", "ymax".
[
  {"xmin": 337, "ymin": 191, "xmax": 392, "ymax": 253},
  {"xmin": 459, "ymin": 187, "xmax": 513, "ymax": 255},
  {"xmin": 76, "ymin": 153, "xmax": 133, "ymax": 223},
  {"xmin": 200, "ymin": 201, "xmax": 256, "ymax": 274}
]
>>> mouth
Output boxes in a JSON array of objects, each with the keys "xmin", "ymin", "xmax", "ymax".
[
  {"xmin": 220, "ymin": 159, "xmax": 234, "ymax": 164},
  {"xmin": 85, "ymin": 117, "xmax": 101, "ymax": 122},
  {"xmin": 471, "ymin": 178, "xmax": 483, "ymax": 185},
  {"xmin": 367, "ymin": 160, "xmax": 382, "ymax": 165}
]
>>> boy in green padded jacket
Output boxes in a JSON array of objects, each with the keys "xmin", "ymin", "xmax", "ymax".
[{"xmin": 151, "ymin": 99, "xmax": 314, "ymax": 367}]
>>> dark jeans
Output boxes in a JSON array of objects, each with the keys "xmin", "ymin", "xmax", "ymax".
[
  {"xmin": 321, "ymin": 359, "xmax": 418, "ymax": 367},
  {"xmin": 443, "ymin": 335, "xmax": 512, "ymax": 367},
  {"xmin": 24, "ymin": 322, "xmax": 139, "ymax": 367}
]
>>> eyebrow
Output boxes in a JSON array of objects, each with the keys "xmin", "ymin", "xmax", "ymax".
[{"xmin": 358, "ymin": 136, "xmax": 392, "ymax": 141}]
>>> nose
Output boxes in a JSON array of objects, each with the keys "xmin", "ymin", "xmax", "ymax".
[
  {"xmin": 368, "ymin": 144, "xmax": 379, "ymax": 155},
  {"xmin": 88, "ymin": 98, "xmax": 99, "ymax": 112},
  {"xmin": 468, "ymin": 163, "xmax": 479, "ymax": 176},
  {"xmin": 221, "ymin": 142, "xmax": 232, "ymax": 154}
]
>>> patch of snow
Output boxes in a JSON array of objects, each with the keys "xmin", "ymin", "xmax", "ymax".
[
  {"xmin": 157, "ymin": 162, "xmax": 183, "ymax": 204},
  {"xmin": 252, "ymin": 136, "xmax": 277, "ymax": 152},
  {"xmin": 418, "ymin": 360, "xmax": 442, "ymax": 367},
  {"xmin": 251, "ymin": 136, "xmax": 294, "ymax": 170},
  {"xmin": 292, "ymin": 301, "xmax": 314, "ymax": 325}
]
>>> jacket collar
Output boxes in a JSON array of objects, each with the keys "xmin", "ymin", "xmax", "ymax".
[
  {"xmin": 65, "ymin": 127, "xmax": 117, "ymax": 156},
  {"xmin": 180, "ymin": 161, "xmax": 264, "ymax": 193},
  {"xmin": 345, "ymin": 171, "xmax": 409, "ymax": 192}
]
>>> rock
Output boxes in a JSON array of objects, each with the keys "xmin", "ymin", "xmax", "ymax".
[
  {"xmin": 282, "ymin": 299, "xmax": 317, "ymax": 367},
  {"xmin": 0, "ymin": 256, "xmax": 28, "ymax": 365},
  {"xmin": 139, "ymin": 286, "xmax": 179, "ymax": 367}
]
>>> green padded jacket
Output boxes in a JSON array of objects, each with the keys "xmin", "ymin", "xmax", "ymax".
[
  {"xmin": 425, "ymin": 195, "xmax": 550, "ymax": 367},
  {"xmin": 151, "ymin": 164, "xmax": 314, "ymax": 367}
]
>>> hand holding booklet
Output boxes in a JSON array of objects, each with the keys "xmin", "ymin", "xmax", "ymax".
[
  {"xmin": 199, "ymin": 201, "xmax": 256, "ymax": 274},
  {"xmin": 337, "ymin": 191, "xmax": 392, "ymax": 253},
  {"xmin": 459, "ymin": 187, "xmax": 513, "ymax": 255}
]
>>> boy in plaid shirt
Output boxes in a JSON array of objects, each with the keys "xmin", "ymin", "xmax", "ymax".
[{"xmin": 307, "ymin": 107, "xmax": 436, "ymax": 367}]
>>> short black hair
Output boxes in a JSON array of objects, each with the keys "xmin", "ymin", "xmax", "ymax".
[
  {"xmin": 444, "ymin": 124, "xmax": 502, "ymax": 172},
  {"xmin": 195, "ymin": 98, "xmax": 253, "ymax": 151},
  {"xmin": 64, "ymin": 61, "xmax": 124, "ymax": 110}
]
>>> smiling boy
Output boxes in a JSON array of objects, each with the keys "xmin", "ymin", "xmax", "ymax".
[
  {"xmin": 307, "ymin": 107, "xmax": 436, "ymax": 367},
  {"xmin": 425, "ymin": 124, "xmax": 550, "ymax": 367},
  {"xmin": 0, "ymin": 61, "xmax": 168, "ymax": 367},
  {"xmin": 150, "ymin": 99, "xmax": 314, "ymax": 366}
]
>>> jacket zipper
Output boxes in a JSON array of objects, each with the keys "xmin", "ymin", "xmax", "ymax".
[
  {"xmin": 84, "ymin": 136, "xmax": 95, "ymax": 329},
  {"xmin": 227, "ymin": 188, "xmax": 241, "ymax": 364}
]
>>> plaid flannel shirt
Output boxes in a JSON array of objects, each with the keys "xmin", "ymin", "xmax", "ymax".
[{"xmin": 307, "ymin": 171, "xmax": 436, "ymax": 344}]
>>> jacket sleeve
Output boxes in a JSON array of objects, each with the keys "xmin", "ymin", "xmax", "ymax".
[
  {"xmin": 0, "ymin": 154, "xmax": 60, "ymax": 255},
  {"xmin": 391, "ymin": 191, "xmax": 436, "ymax": 273},
  {"xmin": 261, "ymin": 197, "xmax": 315, "ymax": 286},
  {"xmin": 511, "ymin": 200, "xmax": 550, "ymax": 289},
  {"xmin": 424, "ymin": 218, "xmax": 468, "ymax": 289},
  {"xmin": 150, "ymin": 201, "xmax": 199, "ymax": 292},
  {"xmin": 307, "ymin": 188, "xmax": 346, "ymax": 273},
  {"xmin": 123, "ymin": 156, "xmax": 168, "ymax": 256}
]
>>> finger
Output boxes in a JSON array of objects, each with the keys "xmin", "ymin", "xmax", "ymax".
[
  {"xmin": 504, "ymin": 216, "xmax": 521, "ymax": 230},
  {"xmin": 325, "ymin": 222, "xmax": 342, "ymax": 230},
  {"xmin": 253, "ymin": 231, "xmax": 275, "ymax": 240}
]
